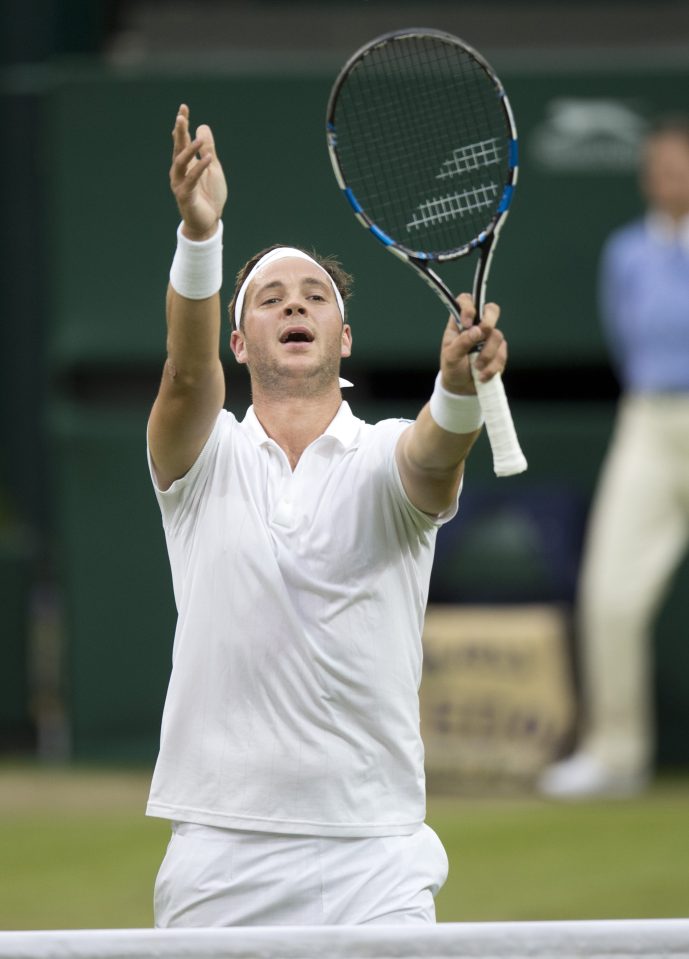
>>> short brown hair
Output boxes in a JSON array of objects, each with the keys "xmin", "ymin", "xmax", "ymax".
[
  {"xmin": 647, "ymin": 113, "xmax": 689, "ymax": 147},
  {"xmin": 228, "ymin": 245, "xmax": 353, "ymax": 330}
]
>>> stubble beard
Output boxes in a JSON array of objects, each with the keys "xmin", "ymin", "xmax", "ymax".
[{"xmin": 246, "ymin": 345, "xmax": 342, "ymax": 400}]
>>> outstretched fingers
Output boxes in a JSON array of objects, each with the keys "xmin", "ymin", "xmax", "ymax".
[
  {"xmin": 171, "ymin": 104, "xmax": 191, "ymax": 160},
  {"xmin": 173, "ymin": 143, "xmax": 212, "ymax": 194},
  {"xmin": 170, "ymin": 133, "xmax": 213, "ymax": 200},
  {"xmin": 168, "ymin": 102, "xmax": 227, "ymax": 237},
  {"xmin": 171, "ymin": 106, "xmax": 219, "ymax": 192}
]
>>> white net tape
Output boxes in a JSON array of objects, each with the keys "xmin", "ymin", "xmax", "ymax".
[{"xmin": 1, "ymin": 921, "xmax": 688, "ymax": 959}]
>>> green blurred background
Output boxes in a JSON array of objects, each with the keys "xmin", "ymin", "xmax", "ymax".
[{"xmin": 1, "ymin": 1, "xmax": 689, "ymax": 918}]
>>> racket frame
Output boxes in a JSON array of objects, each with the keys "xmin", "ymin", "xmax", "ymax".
[{"xmin": 326, "ymin": 27, "xmax": 527, "ymax": 476}]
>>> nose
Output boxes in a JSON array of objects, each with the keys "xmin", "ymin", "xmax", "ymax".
[{"xmin": 284, "ymin": 302, "xmax": 307, "ymax": 316}]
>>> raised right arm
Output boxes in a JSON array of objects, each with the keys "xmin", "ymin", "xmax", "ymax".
[{"xmin": 148, "ymin": 104, "xmax": 228, "ymax": 491}]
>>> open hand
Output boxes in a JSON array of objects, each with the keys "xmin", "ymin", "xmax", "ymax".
[{"xmin": 169, "ymin": 103, "xmax": 228, "ymax": 240}]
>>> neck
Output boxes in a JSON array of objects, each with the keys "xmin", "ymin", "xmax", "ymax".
[
  {"xmin": 250, "ymin": 382, "xmax": 343, "ymax": 469},
  {"xmin": 654, "ymin": 206, "xmax": 689, "ymax": 225}
]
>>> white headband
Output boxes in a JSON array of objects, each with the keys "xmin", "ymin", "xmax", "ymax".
[{"xmin": 233, "ymin": 247, "xmax": 345, "ymax": 330}]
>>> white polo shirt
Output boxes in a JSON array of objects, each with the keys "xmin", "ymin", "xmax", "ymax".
[{"xmin": 147, "ymin": 401, "xmax": 459, "ymax": 837}]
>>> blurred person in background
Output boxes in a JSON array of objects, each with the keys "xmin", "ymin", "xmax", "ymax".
[{"xmin": 540, "ymin": 115, "xmax": 689, "ymax": 799}]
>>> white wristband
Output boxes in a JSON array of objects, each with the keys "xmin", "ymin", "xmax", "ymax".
[
  {"xmin": 429, "ymin": 372, "xmax": 484, "ymax": 434},
  {"xmin": 169, "ymin": 220, "xmax": 223, "ymax": 299}
]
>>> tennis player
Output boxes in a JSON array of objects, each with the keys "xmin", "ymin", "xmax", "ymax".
[{"xmin": 147, "ymin": 103, "xmax": 509, "ymax": 926}]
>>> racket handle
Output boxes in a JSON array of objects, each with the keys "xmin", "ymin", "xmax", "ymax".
[{"xmin": 470, "ymin": 356, "xmax": 527, "ymax": 477}]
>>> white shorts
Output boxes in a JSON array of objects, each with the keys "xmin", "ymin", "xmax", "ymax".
[{"xmin": 154, "ymin": 822, "xmax": 449, "ymax": 927}]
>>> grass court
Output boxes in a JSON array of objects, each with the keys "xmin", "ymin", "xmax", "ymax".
[{"xmin": 1, "ymin": 765, "xmax": 687, "ymax": 929}]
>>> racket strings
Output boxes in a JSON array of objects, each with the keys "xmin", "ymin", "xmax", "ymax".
[{"xmin": 332, "ymin": 36, "xmax": 511, "ymax": 254}]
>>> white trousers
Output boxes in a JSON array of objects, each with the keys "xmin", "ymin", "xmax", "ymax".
[
  {"xmin": 154, "ymin": 822, "xmax": 449, "ymax": 927},
  {"xmin": 577, "ymin": 394, "xmax": 689, "ymax": 773}
]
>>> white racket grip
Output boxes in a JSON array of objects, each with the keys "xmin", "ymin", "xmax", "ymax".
[{"xmin": 471, "ymin": 356, "xmax": 527, "ymax": 477}]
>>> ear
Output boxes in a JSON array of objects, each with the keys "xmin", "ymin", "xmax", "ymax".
[
  {"xmin": 230, "ymin": 329, "xmax": 248, "ymax": 365},
  {"xmin": 340, "ymin": 323, "xmax": 352, "ymax": 359}
]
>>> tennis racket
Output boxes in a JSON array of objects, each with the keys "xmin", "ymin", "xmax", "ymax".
[{"xmin": 326, "ymin": 27, "xmax": 527, "ymax": 477}]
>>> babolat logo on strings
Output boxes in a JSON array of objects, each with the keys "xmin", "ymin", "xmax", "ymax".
[
  {"xmin": 406, "ymin": 138, "xmax": 503, "ymax": 229},
  {"xmin": 436, "ymin": 138, "xmax": 503, "ymax": 177},
  {"xmin": 406, "ymin": 183, "xmax": 499, "ymax": 230}
]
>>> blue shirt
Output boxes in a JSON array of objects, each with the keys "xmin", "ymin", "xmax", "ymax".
[{"xmin": 599, "ymin": 214, "xmax": 689, "ymax": 392}]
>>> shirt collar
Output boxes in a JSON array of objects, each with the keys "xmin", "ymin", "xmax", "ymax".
[
  {"xmin": 241, "ymin": 400, "xmax": 362, "ymax": 450},
  {"xmin": 646, "ymin": 211, "xmax": 689, "ymax": 253}
]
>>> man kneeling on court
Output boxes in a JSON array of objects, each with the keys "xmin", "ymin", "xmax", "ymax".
[{"xmin": 147, "ymin": 104, "xmax": 509, "ymax": 926}]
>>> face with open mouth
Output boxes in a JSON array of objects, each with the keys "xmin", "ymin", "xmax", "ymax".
[{"xmin": 230, "ymin": 257, "xmax": 352, "ymax": 394}]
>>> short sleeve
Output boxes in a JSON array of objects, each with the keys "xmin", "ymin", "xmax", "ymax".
[
  {"xmin": 147, "ymin": 410, "xmax": 230, "ymax": 536},
  {"xmin": 375, "ymin": 418, "xmax": 461, "ymax": 534}
]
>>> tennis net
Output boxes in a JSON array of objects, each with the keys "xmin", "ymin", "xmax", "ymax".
[{"xmin": 1, "ymin": 920, "xmax": 688, "ymax": 959}]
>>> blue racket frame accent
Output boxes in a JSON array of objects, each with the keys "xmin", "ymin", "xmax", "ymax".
[
  {"xmin": 497, "ymin": 184, "xmax": 514, "ymax": 214},
  {"xmin": 369, "ymin": 224, "xmax": 394, "ymax": 246},
  {"xmin": 343, "ymin": 187, "xmax": 362, "ymax": 213}
]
